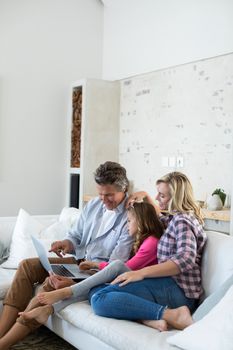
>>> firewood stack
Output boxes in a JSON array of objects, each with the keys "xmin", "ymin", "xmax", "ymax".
[{"xmin": 71, "ymin": 89, "xmax": 82, "ymax": 168}]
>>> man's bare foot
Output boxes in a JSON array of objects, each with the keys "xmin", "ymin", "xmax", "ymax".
[
  {"xmin": 37, "ymin": 287, "xmax": 72, "ymax": 305},
  {"xmin": 18, "ymin": 305, "xmax": 53, "ymax": 325},
  {"xmin": 163, "ymin": 306, "xmax": 193, "ymax": 330},
  {"xmin": 142, "ymin": 319, "xmax": 168, "ymax": 332}
]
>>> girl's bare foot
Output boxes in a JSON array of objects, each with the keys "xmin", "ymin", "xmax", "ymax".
[
  {"xmin": 163, "ymin": 305, "xmax": 193, "ymax": 330},
  {"xmin": 142, "ymin": 319, "xmax": 168, "ymax": 332},
  {"xmin": 37, "ymin": 287, "xmax": 72, "ymax": 305},
  {"xmin": 19, "ymin": 305, "xmax": 53, "ymax": 325}
]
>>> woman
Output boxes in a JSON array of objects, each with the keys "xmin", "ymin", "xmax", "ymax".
[
  {"xmin": 88, "ymin": 171, "xmax": 207, "ymax": 331},
  {"xmin": 0, "ymin": 201, "xmax": 164, "ymax": 349}
]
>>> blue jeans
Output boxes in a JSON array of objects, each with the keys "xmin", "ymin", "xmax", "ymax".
[{"xmin": 89, "ymin": 277, "xmax": 197, "ymax": 321}]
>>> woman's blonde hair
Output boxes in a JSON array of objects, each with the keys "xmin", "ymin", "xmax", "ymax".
[
  {"xmin": 156, "ymin": 172, "xmax": 203, "ymax": 224},
  {"xmin": 127, "ymin": 201, "xmax": 164, "ymax": 255}
]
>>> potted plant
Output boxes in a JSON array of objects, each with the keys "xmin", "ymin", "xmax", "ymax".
[
  {"xmin": 212, "ymin": 188, "xmax": 226, "ymax": 206},
  {"xmin": 207, "ymin": 188, "xmax": 226, "ymax": 211}
]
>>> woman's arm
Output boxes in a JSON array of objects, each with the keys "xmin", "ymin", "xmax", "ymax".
[
  {"xmin": 111, "ymin": 260, "xmax": 180, "ymax": 286},
  {"xmin": 141, "ymin": 259, "xmax": 180, "ymax": 278}
]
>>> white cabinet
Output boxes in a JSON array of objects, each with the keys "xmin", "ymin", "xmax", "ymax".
[{"xmin": 66, "ymin": 79, "xmax": 120, "ymax": 209}]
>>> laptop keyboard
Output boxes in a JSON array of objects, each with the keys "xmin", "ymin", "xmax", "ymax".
[{"xmin": 51, "ymin": 265, "xmax": 75, "ymax": 277}]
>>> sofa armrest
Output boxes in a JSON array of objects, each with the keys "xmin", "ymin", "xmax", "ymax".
[
  {"xmin": 201, "ymin": 230, "xmax": 233, "ymax": 298},
  {"xmin": 0, "ymin": 217, "xmax": 16, "ymax": 248}
]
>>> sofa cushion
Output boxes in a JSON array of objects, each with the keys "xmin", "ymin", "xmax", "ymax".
[
  {"xmin": 201, "ymin": 231, "xmax": 233, "ymax": 298},
  {"xmin": 167, "ymin": 285, "xmax": 233, "ymax": 350},
  {"xmin": 58, "ymin": 301, "xmax": 177, "ymax": 350}
]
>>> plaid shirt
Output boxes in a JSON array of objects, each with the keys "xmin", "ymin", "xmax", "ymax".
[{"xmin": 158, "ymin": 212, "xmax": 207, "ymax": 299}]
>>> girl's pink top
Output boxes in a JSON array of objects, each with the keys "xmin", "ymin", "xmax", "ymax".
[{"xmin": 98, "ymin": 236, "xmax": 159, "ymax": 270}]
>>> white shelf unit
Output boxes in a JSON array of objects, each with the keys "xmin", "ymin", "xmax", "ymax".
[{"xmin": 66, "ymin": 79, "xmax": 120, "ymax": 209}]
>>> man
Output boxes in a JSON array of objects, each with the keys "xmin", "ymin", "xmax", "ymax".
[{"xmin": 0, "ymin": 161, "xmax": 133, "ymax": 339}]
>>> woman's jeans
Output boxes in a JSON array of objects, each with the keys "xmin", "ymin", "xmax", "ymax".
[{"xmin": 89, "ymin": 277, "xmax": 197, "ymax": 321}]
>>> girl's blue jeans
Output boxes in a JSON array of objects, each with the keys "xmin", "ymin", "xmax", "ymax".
[{"xmin": 89, "ymin": 277, "xmax": 197, "ymax": 321}]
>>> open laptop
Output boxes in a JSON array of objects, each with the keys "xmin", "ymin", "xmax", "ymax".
[{"xmin": 31, "ymin": 235, "xmax": 91, "ymax": 280}]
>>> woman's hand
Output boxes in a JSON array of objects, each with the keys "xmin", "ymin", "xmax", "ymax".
[
  {"xmin": 126, "ymin": 191, "xmax": 160, "ymax": 215},
  {"xmin": 111, "ymin": 270, "xmax": 144, "ymax": 286},
  {"xmin": 126, "ymin": 191, "xmax": 148, "ymax": 208},
  {"xmin": 79, "ymin": 260, "xmax": 99, "ymax": 270}
]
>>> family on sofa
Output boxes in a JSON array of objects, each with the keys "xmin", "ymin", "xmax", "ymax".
[{"xmin": 0, "ymin": 161, "xmax": 231, "ymax": 350}]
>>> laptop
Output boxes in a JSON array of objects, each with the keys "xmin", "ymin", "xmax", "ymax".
[{"xmin": 31, "ymin": 235, "xmax": 91, "ymax": 280}]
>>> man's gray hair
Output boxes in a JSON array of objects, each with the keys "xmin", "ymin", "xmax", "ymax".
[{"xmin": 94, "ymin": 161, "xmax": 129, "ymax": 192}]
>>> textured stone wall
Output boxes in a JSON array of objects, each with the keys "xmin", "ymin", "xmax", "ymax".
[{"xmin": 119, "ymin": 53, "xmax": 233, "ymax": 202}]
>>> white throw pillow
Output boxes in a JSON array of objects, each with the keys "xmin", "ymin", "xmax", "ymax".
[
  {"xmin": 1, "ymin": 208, "xmax": 79, "ymax": 269},
  {"xmin": 167, "ymin": 285, "xmax": 233, "ymax": 350},
  {"xmin": 1, "ymin": 209, "xmax": 45, "ymax": 268},
  {"xmin": 58, "ymin": 207, "xmax": 80, "ymax": 228}
]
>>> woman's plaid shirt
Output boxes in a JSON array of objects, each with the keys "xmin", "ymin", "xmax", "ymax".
[{"xmin": 158, "ymin": 213, "xmax": 207, "ymax": 299}]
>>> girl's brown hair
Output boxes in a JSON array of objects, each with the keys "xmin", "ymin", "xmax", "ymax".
[{"xmin": 127, "ymin": 201, "xmax": 164, "ymax": 255}]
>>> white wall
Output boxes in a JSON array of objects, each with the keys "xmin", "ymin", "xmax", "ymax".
[
  {"xmin": 0, "ymin": 0, "xmax": 103, "ymax": 216},
  {"xmin": 102, "ymin": 0, "xmax": 233, "ymax": 79}
]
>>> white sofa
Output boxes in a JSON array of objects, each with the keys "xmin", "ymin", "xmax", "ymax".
[{"xmin": 1, "ymin": 212, "xmax": 233, "ymax": 350}]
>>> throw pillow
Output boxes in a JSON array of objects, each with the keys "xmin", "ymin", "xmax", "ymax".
[
  {"xmin": 167, "ymin": 285, "xmax": 233, "ymax": 350},
  {"xmin": 1, "ymin": 208, "xmax": 45, "ymax": 268},
  {"xmin": 58, "ymin": 207, "xmax": 80, "ymax": 228},
  {"xmin": 1, "ymin": 208, "xmax": 79, "ymax": 269}
]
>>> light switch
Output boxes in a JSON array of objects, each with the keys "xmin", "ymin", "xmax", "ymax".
[{"xmin": 177, "ymin": 156, "xmax": 184, "ymax": 168}]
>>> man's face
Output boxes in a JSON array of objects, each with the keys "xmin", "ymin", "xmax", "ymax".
[{"xmin": 97, "ymin": 184, "xmax": 126, "ymax": 210}]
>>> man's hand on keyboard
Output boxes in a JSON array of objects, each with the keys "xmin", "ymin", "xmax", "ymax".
[{"xmin": 48, "ymin": 275, "xmax": 75, "ymax": 290}]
